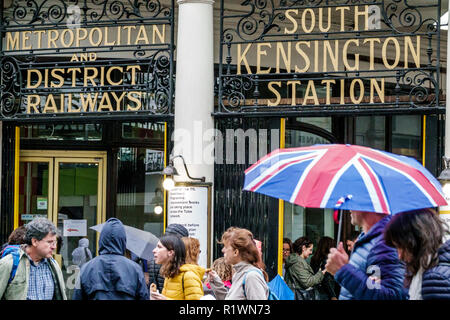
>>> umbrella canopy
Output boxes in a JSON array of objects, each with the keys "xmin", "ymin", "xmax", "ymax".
[
  {"xmin": 243, "ymin": 144, "xmax": 447, "ymax": 215},
  {"xmin": 90, "ymin": 223, "xmax": 159, "ymax": 261}
]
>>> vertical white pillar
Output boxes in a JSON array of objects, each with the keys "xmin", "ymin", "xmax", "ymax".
[
  {"xmin": 173, "ymin": 0, "xmax": 215, "ymax": 184},
  {"xmin": 171, "ymin": 0, "xmax": 215, "ymax": 264}
]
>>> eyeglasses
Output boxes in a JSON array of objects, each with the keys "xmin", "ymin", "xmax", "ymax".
[{"xmin": 282, "ymin": 249, "xmax": 290, "ymax": 253}]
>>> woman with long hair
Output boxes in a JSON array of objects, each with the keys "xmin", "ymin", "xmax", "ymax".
[
  {"xmin": 207, "ymin": 227, "xmax": 269, "ymax": 300},
  {"xmin": 310, "ymin": 236, "xmax": 339, "ymax": 300},
  {"xmin": 284, "ymin": 236, "xmax": 325, "ymax": 299},
  {"xmin": 151, "ymin": 234, "xmax": 204, "ymax": 300},
  {"xmin": 384, "ymin": 208, "xmax": 450, "ymax": 300}
]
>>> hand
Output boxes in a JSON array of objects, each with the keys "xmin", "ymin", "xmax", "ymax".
[
  {"xmin": 321, "ymin": 268, "xmax": 327, "ymax": 274},
  {"xmin": 150, "ymin": 291, "xmax": 167, "ymax": 300},
  {"xmin": 325, "ymin": 242, "xmax": 349, "ymax": 275},
  {"xmin": 206, "ymin": 269, "xmax": 218, "ymax": 283}
]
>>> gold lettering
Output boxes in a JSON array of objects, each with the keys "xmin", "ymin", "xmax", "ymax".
[
  {"xmin": 321, "ymin": 80, "xmax": 336, "ymax": 105},
  {"xmin": 106, "ymin": 66, "xmax": 123, "ymax": 85},
  {"xmin": 267, "ymin": 82, "xmax": 282, "ymax": 106},
  {"xmin": 48, "ymin": 29, "xmax": 59, "ymax": 48},
  {"xmin": 104, "ymin": 27, "xmax": 116, "ymax": 46},
  {"xmin": 27, "ymin": 69, "xmax": 42, "ymax": 89},
  {"xmin": 123, "ymin": 26, "xmax": 136, "ymax": 45},
  {"xmin": 153, "ymin": 25, "xmax": 166, "ymax": 43},
  {"xmin": 284, "ymin": 9, "xmax": 298, "ymax": 34},
  {"xmin": 76, "ymin": 28, "xmax": 88, "ymax": 47},
  {"xmin": 50, "ymin": 69, "xmax": 64, "ymax": 88},
  {"xmin": 126, "ymin": 66, "xmax": 141, "ymax": 85},
  {"xmin": 81, "ymin": 93, "xmax": 99, "ymax": 112},
  {"xmin": 287, "ymin": 81, "xmax": 301, "ymax": 106},
  {"xmin": 354, "ymin": 5, "xmax": 369, "ymax": 31},
  {"xmin": 336, "ymin": 7, "xmax": 350, "ymax": 32},
  {"xmin": 33, "ymin": 30, "xmax": 45, "ymax": 49},
  {"xmin": 323, "ymin": 40, "xmax": 339, "ymax": 72},
  {"xmin": 370, "ymin": 78, "xmax": 385, "ymax": 103},
  {"xmin": 303, "ymin": 80, "xmax": 319, "ymax": 105},
  {"xmin": 67, "ymin": 68, "xmax": 81, "ymax": 87},
  {"xmin": 111, "ymin": 92, "xmax": 127, "ymax": 111},
  {"xmin": 257, "ymin": 43, "xmax": 272, "ymax": 74},
  {"xmin": 350, "ymin": 79, "xmax": 364, "ymax": 104},
  {"xmin": 382, "ymin": 37, "xmax": 400, "ymax": 69},
  {"xmin": 22, "ymin": 31, "xmax": 32, "ymax": 50},
  {"xmin": 84, "ymin": 67, "xmax": 98, "ymax": 86},
  {"xmin": 6, "ymin": 32, "xmax": 19, "ymax": 50},
  {"xmin": 135, "ymin": 25, "xmax": 150, "ymax": 44},
  {"xmin": 89, "ymin": 27, "xmax": 103, "ymax": 46},
  {"xmin": 343, "ymin": 39, "xmax": 360, "ymax": 71},
  {"xmin": 43, "ymin": 94, "xmax": 58, "ymax": 113},
  {"xmin": 26, "ymin": 95, "xmax": 40, "ymax": 113},
  {"xmin": 98, "ymin": 93, "xmax": 114, "ymax": 111},
  {"xmin": 318, "ymin": 8, "xmax": 331, "ymax": 32},
  {"xmin": 404, "ymin": 36, "xmax": 421, "ymax": 68},
  {"xmin": 295, "ymin": 41, "xmax": 311, "ymax": 73},
  {"xmin": 237, "ymin": 43, "xmax": 252, "ymax": 75},
  {"xmin": 302, "ymin": 9, "xmax": 315, "ymax": 33},
  {"xmin": 127, "ymin": 92, "xmax": 142, "ymax": 111},
  {"xmin": 363, "ymin": 38, "xmax": 381, "ymax": 70},
  {"xmin": 61, "ymin": 29, "xmax": 75, "ymax": 48},
  {"xmin": 276, "ymin": 42, "xmax": 291, "ymax": 73}
]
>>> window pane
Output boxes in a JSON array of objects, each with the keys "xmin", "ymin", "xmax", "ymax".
[
  {"xmin": 116, "ymin": 147, "xmax": 165, "ymax": 237},
  {"xmin": 20, "ymin": 124, "xmax": 102, "ymax": 141},
  {"xmin": 392, "ymin": 115, "xmax": 421, "ymax": 161},
  {"xmin": 355, "ymin": 116, "xmax": 385, "ymax": 149}
]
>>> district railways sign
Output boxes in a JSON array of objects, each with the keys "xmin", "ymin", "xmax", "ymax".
[
  {"xmin": 0, "ymin": 0, "xmax": 175, "ymax": 121},
  {"xmin": 216, "ymin": 0, "xmax": 442, "ymax": 116}
]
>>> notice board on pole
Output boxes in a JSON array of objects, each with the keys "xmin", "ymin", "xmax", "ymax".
[{"xmin": 167, "ymin": 183, "xmax": 212, "ymax": 268}]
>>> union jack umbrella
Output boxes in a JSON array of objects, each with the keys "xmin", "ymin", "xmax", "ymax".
[{"xmin": 243, "ymin": 144, "xmax": 447, "ymax": 215}]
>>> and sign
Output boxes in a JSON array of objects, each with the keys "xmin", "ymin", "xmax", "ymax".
[
  {"xmin": 63, "ymin": 219, "xmax": 87, "ymax": 237},
  {"xmin": 167, "ymin": 186, "xmax": 211, "ymax": 268},
  {"xmin": 217, "ymin": 0, "xmax": 442, "ymax": 115}
]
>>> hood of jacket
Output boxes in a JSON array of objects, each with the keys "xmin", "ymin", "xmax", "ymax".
[
  {"xmin": 438, "ymin": 239, "xmax": 450, "ymax": 263},
  {"xmin": 78, "ymin": 238, "xmax": 89, "ymax": 248},
  {"xmin": 284, "ymin": 252, "xmax": 302, "ymax": 269},
  {"xmin": 99, "ymin": 218, "xmax": 126, "ymax": 256},
  {"xmin": 180, "ymin": 263, "xmax": 205, "ymax": 279}
]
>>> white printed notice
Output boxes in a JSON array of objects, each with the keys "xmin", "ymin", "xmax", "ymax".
[
  {"xmin": 63, "ymin": 219, "xmax": 87, "ymax": 237},
  {"xmin": 167, "ymin": 186, "xmax": 209, "ymax": 268}
]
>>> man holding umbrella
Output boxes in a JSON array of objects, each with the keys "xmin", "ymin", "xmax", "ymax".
[
  {"xmin": 325, "ymin": 210, "xmax": 407, "ymax": 300},
  {"xmin": 73, "ymin": 218, "xmax": 149, "ymax": 300}
]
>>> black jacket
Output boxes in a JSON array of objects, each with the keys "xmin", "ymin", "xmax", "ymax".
[
  {"xmin": 147, "ymin": 259, "xmax": 165, "ymax": 293},
  {"xmin": 73, "ymin": 218, "xmax": 149, "ymax": 300}
]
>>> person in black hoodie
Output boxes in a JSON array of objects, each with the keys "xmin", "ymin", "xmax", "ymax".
[
  {"xmin": 73, "ymin": 218, "xmax": 149, "ymax": 300},
  {"xmin": 147, "ymin": 224, "xmax": 189, "ymax": 292}
]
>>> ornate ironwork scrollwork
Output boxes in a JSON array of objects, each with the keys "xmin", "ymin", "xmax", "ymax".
[
  {"xmin": 0, "ymin": 57, "xmax": 22, "ymax": 118},
  {"xmin": 3, "ymin": 0, "xmax": 172, "ymax": 26}
]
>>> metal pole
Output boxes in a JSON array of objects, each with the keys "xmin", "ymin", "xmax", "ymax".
[{"xmin": 336, "ymin": 209, "xmax": 343, "ymax": 245}]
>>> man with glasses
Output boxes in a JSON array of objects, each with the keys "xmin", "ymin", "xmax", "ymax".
[{"xmin": 0, "ymin": 217, "xmax": 67, "ymax": 300}]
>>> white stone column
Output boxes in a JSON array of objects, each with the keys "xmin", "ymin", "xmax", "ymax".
[
  {"xmin": 171, "ymin": 0, "xmax": 215, "ymax": 262},
  {"xmin": 173, "ymin": 0, "xmax": 215, "ymax": 183}
]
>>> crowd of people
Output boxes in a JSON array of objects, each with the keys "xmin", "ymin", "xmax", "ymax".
[{"xmin": 0, "ymin": 206, "xmax": 449, "ymax": 300}]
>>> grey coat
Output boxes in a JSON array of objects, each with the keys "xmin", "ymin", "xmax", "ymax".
[
  {"xmin": 209, "ymin": 261, "xmax": 268, "ymax": 300},
  {"xmin": 285, "ymin": 253, "xmax": 324, "ymax": 290}
]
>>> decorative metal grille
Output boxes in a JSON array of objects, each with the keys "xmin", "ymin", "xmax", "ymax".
[
  {"xmin": 217, "ymin": 0, "xmax": 443, "ymax": 117},
  {"xmin": 213, "ymin": 117, "xmax": 280, "ymax": 278},
  {"xmin": 0, "ymin": 0, "xmax": 175, "ymax": 122}
]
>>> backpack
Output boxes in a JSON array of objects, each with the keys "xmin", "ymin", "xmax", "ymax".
[
  {"xmin": 0, "ymin": 245, "xmax": 21, "ymax": 284},
  {"xmin": 242, "ymin": 269, "xmax": 279, "ymax": 300}
]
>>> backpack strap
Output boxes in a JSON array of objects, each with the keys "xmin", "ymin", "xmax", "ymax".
[
  {"xmin": 242, "ymin": 269, "xmax": 263, "ymax": 299},
  {"xmin": 1, "ymin": 245, "xmax": 21, "ymax": 284}
]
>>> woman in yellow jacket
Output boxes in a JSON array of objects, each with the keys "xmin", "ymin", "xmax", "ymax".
[{"xmin": 151, "ymin": 234, "xmax": 204, "ymax": 300}]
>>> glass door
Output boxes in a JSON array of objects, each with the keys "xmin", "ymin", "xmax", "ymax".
[{"xmin": 19, "ymin": 150, "xmax": 106, "ymax": 299}]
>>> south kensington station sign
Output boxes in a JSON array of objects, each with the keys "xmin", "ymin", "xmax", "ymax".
[{"xmin": 216, "ymin": 0, "xmax": 443, "ymax": 116}]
